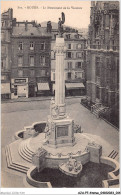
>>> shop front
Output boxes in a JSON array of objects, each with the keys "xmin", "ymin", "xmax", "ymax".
[
  {"xmin": 1, "ymin": 83, "xmax": 11, "ymax": 100},
  {"xmin": 66, "ymin": 83, "xmax": 85, "ymax": 96},
  {"xmin": 11, "ymin": 78, "xmax": 28, "ymax": 99},
  {"xmin": 37, "ymin": 82, "xmax": 50, "ymax": 96}
]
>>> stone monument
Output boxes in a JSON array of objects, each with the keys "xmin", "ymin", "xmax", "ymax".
[{"xmin": 45, "ymin": 13, "xmax": 75, "ymax": 147}]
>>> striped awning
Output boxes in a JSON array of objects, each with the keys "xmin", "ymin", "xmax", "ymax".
[
  {"xmin": 38, "ymin": 83, "xmax": 49, "ymax": 91},
  {"xmin": 1, "ymin": 83, "xmax": 10, "ymax": 94},
  {"xmin": 66, "ymin": 83, "xmax": 85, "ymax": 89}
]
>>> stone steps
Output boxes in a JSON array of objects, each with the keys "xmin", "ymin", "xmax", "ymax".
[
  {"xmin": 92, "ymin": 106, "xmax": 107, "ymax": 118},
  {"xmin": 18, "ymin": 139, "xmax": 34, "ymax": 163},
  {"xmin": 5, "ymin": 145, "xmax": 29, "ymax": 174},
  {"xmin": 108, "ymin": 150, "xmax": 119, "ymax": 160}
]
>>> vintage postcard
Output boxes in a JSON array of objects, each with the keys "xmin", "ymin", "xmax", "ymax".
[{"xmin": 1, "ymin": 0, "xmax": 120, "ymax": 194}]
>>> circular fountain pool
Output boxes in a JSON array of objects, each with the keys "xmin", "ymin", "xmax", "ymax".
[{"xmin": 32, "ymin": 162, "xmax": 114, "ymax": 188}]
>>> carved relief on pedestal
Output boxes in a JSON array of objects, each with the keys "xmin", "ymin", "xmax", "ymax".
[
  {"xmin": 53, "ymin": 44, "xmax": 67, "ymax": 54},
  {"xmin": 50, "ymin": 98, "xmax": 66, "ymax": 119}
]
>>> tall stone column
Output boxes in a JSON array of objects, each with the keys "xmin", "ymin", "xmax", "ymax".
[
  {"xmin": 55, "ymin": 37, "xmax": 65, "ymax": 105},
  {"xmin": 51, "ymin": 37, "xmax": 66, "ymax": 119},
  {"xmin": 45, "ymin": 36, "xmax": 75, "ymax": 148}
]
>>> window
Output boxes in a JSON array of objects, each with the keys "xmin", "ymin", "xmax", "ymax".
[
  {"xmin": 40, "ymin": 42, "xmax": 45, "ymax": 50},
  {"xmin": 105, "ymin": 15, "xmax": 109, "ymax": 27},
  {"xmin": 30, "ymin": 42, "xmax": 34, "ymax": 50},
  {"xmin": 46, "ymin": 70, "xmax": 49, "ymax": 76},
  {"xmin": 67, "ymin": 52, "xmax": 73, "ymax": 59},
  {"xmin": 40, "ymin": 55, "xmax": 45, "ymax": 65},
  {"xmin": 1, "ymin": 46, "xmax": 6, "ymax": 54},
  {"xmin": 78, "ymin": 62, "xmax": 82, "ymax": 68},
  {"xmin": 41, "ymin": 69, "xmax": 46, "ymax": 76},
  {"xmin": 68, "ymin": 72, "xmax": 71, "ymax": 79},
  {"xmin": 18, "ymin": 42, "xmax": 23, "ymax": 50},
  {"xmin": 96, "ymin": 57, "xmax": 100, "ymax": 77},
  {"xmin": 53, "ymin": 72, "xmax": 55, "ymax": 81},
  {"xmin": 76, "ymin": 52, "xmax": 82, "ymax": 58},
  {"xmin": 1, "ymin": 75, "xmax": 6, "ymax": 80},
  {"xmin": 68, "ymin": 44, "xmax": 71, "ymax": 49},
  {"xmin": 76, "ymin": 62, "xmax": 82, "ymax": 69},
  {"xmin": 66, "ymin": 34, "xmax": 70, "ymax": 39},
  {"xmin": 1, "ymin": 59, "xmax": 6, "ymax": 69},
  {"xmin": 5, "ymin": 21, "xmax": 7, "ymax": 27},
  {"xmin": 77, "ymin": 44, "xmax": 82, "ymax": 49},
  {"xmin": 18, "ymin": 70, "xmax": 23, "ymax": 77},
  {"xmin": 51, "ymin": 51, "xmax": 55, "ymax": 59},
  {"xmin": 67, "ymin": 62, "xmax": 72, "ymax": 69},
  {"xmin": 1, "ymin": 32, "xmax": 5, "ymax": 41},
  {"xmin": 75, "ymin": 72, "xmax": 83, "ymax": 79},
  {"xmin": 18, "ymin": 56, "xmax": 23, "ymax": 67},
  {"xmin": 2, "ymin": 21, "xmax": 4, "ymax": 27},
  {"xmin": 1, "ymin": 60, "xmax": 4, "ymax": 69},
  {"xmin": 30, "ymin": 70, "xmax": 35, "ymax": 77},
  {"xmin": 30, "ymin": 56, "xmax": 34, "ymax": 66},
  {"xmin": 75, "ymin": 34, "xmax": 79, "ymax": 39}
]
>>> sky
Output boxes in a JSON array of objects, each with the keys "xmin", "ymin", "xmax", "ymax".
[{"xmin": 1, "ymin": 1, "xmax": 91, "ymax": 29}]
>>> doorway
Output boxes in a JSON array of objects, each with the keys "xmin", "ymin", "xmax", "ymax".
[{"xmin": 29, "ymin": 85, "xmax": 35, "ymax": 97}]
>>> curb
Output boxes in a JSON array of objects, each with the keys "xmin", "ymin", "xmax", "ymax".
[{"xmin": 1, "ymin": 96, "xmax": 83, "ymax": 104}]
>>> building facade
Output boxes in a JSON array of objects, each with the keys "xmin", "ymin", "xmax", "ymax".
[
  {"xmin": 1, "ymin": 8, "xmax": 87, "ymax": 99},
  {"xmin": 11, "ymin": 21, "xmax": 51, "ymax": 98},
  {"xmin": 1, "ymin": 9, "xmax": 51, "ymax": 99},
  {"xmin": 86, "ymin": 1, "xmax": 119, "ymax": 127},
  {"xmin": 51, "ymin": 31, "xmax": 87, "ymax": 96},
  {"xmin": 1, "ymin": 8, "xmax": 13, "ymax": 99}
]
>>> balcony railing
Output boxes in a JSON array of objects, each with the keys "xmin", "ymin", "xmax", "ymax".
[{"xmin": 89, "ymin": 44, "xmax": 119, "ymax": 51}]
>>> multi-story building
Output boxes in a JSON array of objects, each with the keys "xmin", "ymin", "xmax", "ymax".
[
  {"xmin": 86, "ymin": 1, "xmax": 119, "ymax": 127},
  {"xmin": 51, "ymin": 31, "xmax": 87, "ymax": 96},
  {"xmin": 11, "ymin": 20, "xmax": 51, "ymax": 98},
  {"xmin": 1, "ymin": 8, "xmax": 87, "ymax": 99},
  {"xmin": 1, "ymin": 9, "xmax": 51, "ymax": 99},
  {"xmin": 1, "ymin": 8, "xmax": 13, "ymax": 99}
]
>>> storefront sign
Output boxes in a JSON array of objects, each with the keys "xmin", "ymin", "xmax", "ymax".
[{"xmin": 15, "ymin": 79, "xmax": 26, "ymax": 84}]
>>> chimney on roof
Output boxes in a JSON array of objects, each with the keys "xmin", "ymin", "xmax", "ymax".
[
  {"xmin": 25, "ymin": 20, "xmax": 28, "ymax": 31},
  {"xmin": 47, "ymin": 21, "xmax": 52, "ymax": 33},
  {"xmin": 8, "ymin": 8, "xmax": 13, "ymax": 19}
]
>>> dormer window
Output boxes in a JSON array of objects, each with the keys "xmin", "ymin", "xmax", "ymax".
[
  {"xmin": 75, "ymin": 34, "xmax": 79, "ymax": 39},
  {"xmin": 30, "ymin": 42, "xmax": 34, "ymax": 50},
  {"xmin": 66, "ymin": 34, "xmax": 71, "ymax": 39}
]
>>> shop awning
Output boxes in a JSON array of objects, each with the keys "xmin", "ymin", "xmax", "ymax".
[
  {"xmin": 38, "ymin": 83, "xmax": 49, "ymax": 91},
  {"xmin": 1, "ymin": 83, "xmax": 10, "ymax": 94},
  {"xmin": 66, "ymin": 83, "xmax": 85, "ymax": 89}
]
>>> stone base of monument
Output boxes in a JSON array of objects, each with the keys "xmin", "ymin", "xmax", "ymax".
[
  {"xmin": 46, "ymin": 117, "xmax": 75, "ymax": 148},
  {"xmin": 87, "ymin": 142, "xmax": 102, "ymax": 163},
  {"xmin": 5, "ymin": 129, "xmax": 119, "ymax": 188}
]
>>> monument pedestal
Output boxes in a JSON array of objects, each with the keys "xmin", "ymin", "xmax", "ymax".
[
  {"xmin": 45, "ymin": 116, "xmax": 75, "ymax": 148},
  {"xmin": 44, "ymin": 36, "xmax": 75, "ymax": 148}
]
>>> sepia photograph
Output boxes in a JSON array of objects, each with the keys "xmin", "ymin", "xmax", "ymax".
[{"xmin": 1, "ymin": 0, "xmax": 120, "ymax": 193}]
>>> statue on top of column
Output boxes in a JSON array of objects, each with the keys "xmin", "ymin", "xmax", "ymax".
[{"xmin": 58, "ymin": 12, "xmax": 65, "ymax": 37}]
